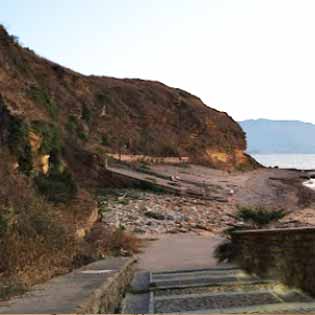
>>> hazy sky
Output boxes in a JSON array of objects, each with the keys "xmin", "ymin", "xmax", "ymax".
[{"xmin": 2, "ymin": 0, "xmax": 315, "ymax": 123}]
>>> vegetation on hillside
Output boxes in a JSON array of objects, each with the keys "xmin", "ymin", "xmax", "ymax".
[{"xmin": 0, "ymin": 24, "xmax": 259, "ymax": 171}]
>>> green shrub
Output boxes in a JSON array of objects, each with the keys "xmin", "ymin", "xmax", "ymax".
[
  {"xmin": 138, "ymin": 181, "xmax": 165, "ymax": 193},
  {"xmin": 138, "ymin": 162, "xmax": 151, "ymax": 171},
  {"xmin": 78, "ymin": 131, "xmax": 88, "ymax": 141},
  {"xmin": 81, "ymin": 104, "xmax": 92, "ymax": 124},
  {"xmin": 34, "ymin": 170, "xmax": 77, "ymax": 203},
  {"xmin": 8, "ymin": 119, "xmax": 32, "ymax": 175},
  {"xmin": 66, "ymin": 115, "xmax": 78, "ymax": 133},
  {"xmin": 101, "ymin": 134, "xmax": 109, "ymax": 146},
  {"xmin": 0, "ymin": 279, "xmax": 26, "ymax": 301},
  {"xmin": 214, "ymin": 240, "xmax": 239, "ymax": 263},
  {"xmin": 161, "ymin": 144, "xmax": 179, "ymax": 156},
  {"xmin": 28, "ymin": 87, "xmax": 59, "ymax": 119},
  {"xmin": 96, "ymin": 92, "xmax": 112, "ymax": 105},
  {"xmin": 66, "ymin": 115, "xmax": 88, "ymax": 142},
  {"xmin": 31, "ymin": 121, "xmax": 62, "ymax": 155},
  {"xmin": 236, "ymin": 206, "xmax": 285, "ymax": 226},
  {"xmin": 0, "ymin": 215, "xmax": 7, "ymax": 237}
]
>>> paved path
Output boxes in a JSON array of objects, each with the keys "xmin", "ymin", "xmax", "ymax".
[{"xmin": 136, "ymin": 233, "xmax": 221, "ymax": 272}]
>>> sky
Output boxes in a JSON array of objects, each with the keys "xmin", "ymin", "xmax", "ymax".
[{"xmin": 2, "ymin": 0, "xmax": 315, "ymax": 123}]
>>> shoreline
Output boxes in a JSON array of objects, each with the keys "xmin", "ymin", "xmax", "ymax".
[{"xmin": 252, "ymin": 153, "xmax": 315, "ymax": 171}]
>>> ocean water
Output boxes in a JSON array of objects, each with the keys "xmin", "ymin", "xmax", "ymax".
[{"xmin": 252, "ymin": 154, "xmax": 315, "ymax": 170}]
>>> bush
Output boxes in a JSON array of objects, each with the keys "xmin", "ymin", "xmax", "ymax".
[
  {"xmin": 101, "ymin": 134, "xmax": 109, "ymax": 146},
  {"xmin": 66, "ymin": 115, "xmax": 88, "ymax": 142},
  {"xmin": 0, "ymin": 160, "xmax": 77, "ymax": 287},
  {"xmin": 161, "ymin": 143, "xmax": 179, "ymax": 156},
  {"xmin": 8, "ymin": 118, "xmax": 32, "ymax": 175},
  {"xmin": 0, "ymin": 215, "xmax": 7, "ymax": 237},
  {"xmin": 138, "ymin": 180, "xmax": 166, "ymax": 193},
  {"xmin": 236, "ymin": 206, "xmax": 285, "ymax": 226},
  {"xmin": 66, "ymin": 115, "xmax": 78, "ymax": 133},
  {"xmin": 78, "ymin": 131, "xmax": 88, "ymax": 141},
  {"xmin": 214, "ymin": 240, "xmax": 238, "ymax": 263},
  {"xmin": 31, "ymin": 121, "xmax": 62, "ymax": 155},
  {"xmin": 34, "ymin": 170, "xmax": 77, "ymax": 203},
  {"xmin": 85, "ymin": 224, "xmax": 142, "ymax": 258},
  {"xmin": 0, "ymin": 279, "xmax": 26, "ymax": 301},
  {"xmin": 0, "ymin": 204, "xmax": 77, "ymax": 285},
  {"xmin": 214, "ymin": 226, "xmax": 243, "ymax": 263},
  {"xmin": 96, "ymin": 92, "xmax": 112, "ymax": 105},
  {"xmin": 81, "ymin": 104, "xmax": 92, "ymax": 124}
]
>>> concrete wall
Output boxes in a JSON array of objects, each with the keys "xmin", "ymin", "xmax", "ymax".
[
  {"xmin": 232, "ymin": 227, "xmax": 315, "ymax": 296},
  {"xmin": 0, "ymin": 257, "xmax": 136, "ymax": 314}
]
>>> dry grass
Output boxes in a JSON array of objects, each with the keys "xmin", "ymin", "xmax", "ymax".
[
  {"xmin": 0, "ymin": 151, "xmax": 141, "ymax": 300},
  {"xmin": 84, "ymin": 223, "xmax": 142, "ymax": 258}
]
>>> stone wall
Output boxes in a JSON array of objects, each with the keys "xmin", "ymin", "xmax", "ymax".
[{"xmin": 232, "ymin": 227, "xmax": 315, "ymax": 296}]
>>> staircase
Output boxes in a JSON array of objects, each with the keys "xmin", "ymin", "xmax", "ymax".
[{"xmin": 122, "ymin": 265, "xmax": 315, "ymax": 314}]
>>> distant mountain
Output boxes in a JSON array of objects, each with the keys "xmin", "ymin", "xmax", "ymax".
[{"xmin": 239, "ymin": 119, "xmax": 315, "ymax": 154}]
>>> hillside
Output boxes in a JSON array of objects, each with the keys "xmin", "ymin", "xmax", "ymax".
[
  {"xmin": 240, "ymin": 119, "xmax": 315, "ymax": 154},
  {"xmin": 0, "ymin": 25, "xmax": 257, "ymax": 173},
  {"xmin": 0, "ymin": 25, "xmax": 258, "ymax": 293}
]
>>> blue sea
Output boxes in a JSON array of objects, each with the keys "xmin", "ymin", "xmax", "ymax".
[{"xmin": 252, "ymin": 154, "xmax": 315, "ymax": 170}]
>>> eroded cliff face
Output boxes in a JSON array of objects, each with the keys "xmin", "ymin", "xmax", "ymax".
[{"xmin": 0, "ymin": 25, "xmax": 257, "ymax": 172}]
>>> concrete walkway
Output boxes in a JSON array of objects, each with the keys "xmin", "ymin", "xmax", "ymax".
[{"xmin": 137, "ymin": 233, "xmax": 221, "ymax": 272}]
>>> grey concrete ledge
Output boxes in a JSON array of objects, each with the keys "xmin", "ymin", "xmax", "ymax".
[
  {"xmin": 0, "ymin": 256, "xmax": 137, "ymax": 314},
  {"xmin": 232, "ymin": 226, "xmax": 315, "ymax": 235}
]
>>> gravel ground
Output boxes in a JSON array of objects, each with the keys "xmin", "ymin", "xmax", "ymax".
[
  {"xmin": 100, "ymin": 165, "xmax": 315, "ymax": 236},
  {"xmin": 100, "ymin": 189, "xmax": 237, "ymax": 235}
]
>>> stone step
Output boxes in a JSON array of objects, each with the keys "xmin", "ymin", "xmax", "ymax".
[
  {"xmin": 151, "ymin": 264, "xmax": 238, "ymax": 275},
  {"xmin": 151, "ymin": 272, "xmax": 250, "ymax": 283},
  {"xmin": 151, "ymin": 290, "xmax": 281, "ymax": 313},
  {"xmin": 121, "ymin": 292, "xmax": 150, "ymax": 314},
  {"xmin": 151, "ymin": 289, "xmax": 315, "ymax": 313},
  {"xmin": 151, "ymin": 269, "xmax": 244, "ymax": 281},
  {"xmin": 178, "ymin": 302, "xmax": 315, "ymax": 314},
  {"xmin": 150, "ymin": 266, "xmax": 261, "ymax": 290},
  {"xmin": 121, "ymin": 271, "xmax": 151, "ymax": 314},
  {"xmin": 124, "ymin": 265, "xmax": 315, "ymax": 313},
  {"xmin": 128, "ymin": 271, "xmax": 150, "ymax": 293},
  {"xmin": 150, "ymin": 275, "xmax": 263, "ymax": 290},
  {"xmin": 153, "ymin": 281, "xmax": 278, "ymax": 297}
]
